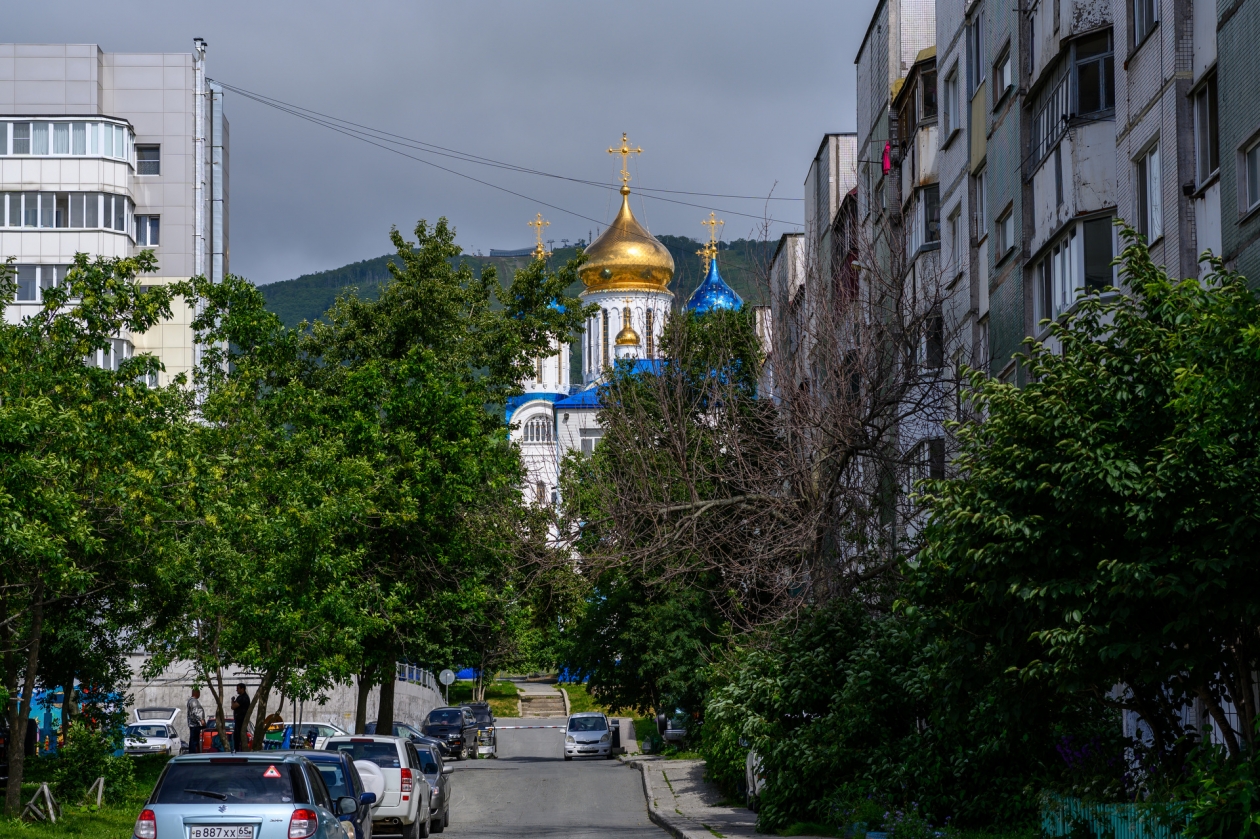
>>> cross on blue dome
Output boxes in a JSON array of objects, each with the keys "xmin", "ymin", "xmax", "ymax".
[{"xmin": 685, "ymin": 254, "xmax": 743, "ymax": 313}]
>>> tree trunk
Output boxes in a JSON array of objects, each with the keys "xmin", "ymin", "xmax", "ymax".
[
  {"xmin": 4, "ymin": 594, "xmax": 45, "ymax": 816},
  {"xmin": 250, "ymin": 671, "xmax": 276, "ymax": 751},
  {"xmin": 355, "ymin": 668, "xmax": 374, "ymax": 735},
  {"xmin": 377, "ymin": 667, "xmax": 396, "ymax": 732}
]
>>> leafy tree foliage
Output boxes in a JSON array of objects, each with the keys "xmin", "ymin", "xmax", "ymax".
[{"xmin": 917, "ymin": 231, "xmax": 1260, "ymax": 780}]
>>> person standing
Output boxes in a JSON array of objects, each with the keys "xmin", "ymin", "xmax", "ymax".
[
  {"xmin": 186, "ymin": 688, "xmax": 206, "ymax": 754},
  {"xmin": 230, "ymin": 683, "xmax": 251, "ymax": 752}
]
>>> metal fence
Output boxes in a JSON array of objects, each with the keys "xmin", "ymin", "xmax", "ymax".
[{"xmin": 1041, "ymin": 795, "xmax": 1185, "ymax": 839}]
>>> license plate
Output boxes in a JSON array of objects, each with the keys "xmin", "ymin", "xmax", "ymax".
[{"xmin": 189, "ymin": 826, "xmax": 256, "ymax": 839}]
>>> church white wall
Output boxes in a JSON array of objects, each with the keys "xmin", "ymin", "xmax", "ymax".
[{"xmin": 581, "ymin": 287, "xmax": 671, "ymax": 383}]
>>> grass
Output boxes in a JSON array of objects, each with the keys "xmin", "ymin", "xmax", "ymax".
[
  {"xmin": 445, "ymin": 679, "xmax": 520, "ymax": 718},
  {"xmin": 779, "ymin": 823, "xmax": 840, "ymax": 837},
  {"xmin": 5, "ymin": 755, "xmax": 168, "ymax": 838},
  {"xmin": 559, "ymin": 681, "xmax": 615, "ymax": 714}
]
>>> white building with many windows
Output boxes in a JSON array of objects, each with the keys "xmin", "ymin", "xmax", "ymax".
[{"xmin": 0, "ymin": 40, "xmax": 228, "ymax": 384}]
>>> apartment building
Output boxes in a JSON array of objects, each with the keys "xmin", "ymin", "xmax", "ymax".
[
  {"xmin": 0, "ymin": 40, "xmax": 228, "ymax": 385},
  {"xmin": 1217, "ymin": 0, "xmax": 1260, "ymax": 283}
]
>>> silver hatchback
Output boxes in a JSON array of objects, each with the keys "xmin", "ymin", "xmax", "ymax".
[{"xmin": 132, "ymin": 753, "xmax": 355, "ymax": 839}]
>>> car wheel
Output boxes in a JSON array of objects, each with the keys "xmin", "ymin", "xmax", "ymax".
[
  {"xmin": 564, "ymin": 754, "xmax": 572, "ymax": 761},
  {"xmin": 746, "ymin": 793, "xmax": 759, "ymax": 813},
  {"xmin": 412, "ymin": 813, "xmax": 429, "ymax": 839},
  {"xmin": 431, "ymin": 809, "xmax": 444, "ymax": 834}
]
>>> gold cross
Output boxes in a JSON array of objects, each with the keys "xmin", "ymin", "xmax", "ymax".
[
  {"xmin": 699, "ymin": 212, "xmax": 723, "ymax": 271},
  {"xmin": 607, "ymin": 132, "xmax": 642, "ymax": 192},
  {"xmin": 529, "ymin": 213, "xmax": 551, "ymax": 261}
]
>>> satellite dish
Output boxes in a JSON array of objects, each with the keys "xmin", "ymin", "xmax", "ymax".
[{"xmin": 439, "ymin": 669, "xmax": 455, "ymax": 686}]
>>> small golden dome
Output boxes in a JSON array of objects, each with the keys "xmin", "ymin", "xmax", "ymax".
[
  {"xmin": 580, "ymin": 189, "xmax": 675, "ymax": 294},
  {"xmin": 615, "ymin": 304, "xmax": 641, "ymax": 345}
]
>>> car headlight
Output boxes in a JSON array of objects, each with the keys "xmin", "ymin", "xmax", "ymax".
[
  {"xmin": 600, "ymin": 732, "xmax": 611, "ymax": 743},
  {"xmin": 565, "ymin": 736, "xmax": 575, "ymax": 744},
  {"xmin": 429, "ymin": 782, "xmax": 439, "ymax": 795}
]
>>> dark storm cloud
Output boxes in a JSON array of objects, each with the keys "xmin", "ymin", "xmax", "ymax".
[{"xmin": 10, "ymin": 0, "xmax": 877, "ymax": 284}]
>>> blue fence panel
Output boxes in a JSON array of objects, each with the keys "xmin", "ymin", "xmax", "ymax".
[{"xmin": 1041, "ymin": 795, "xmax": 1185, "ymax": 839}]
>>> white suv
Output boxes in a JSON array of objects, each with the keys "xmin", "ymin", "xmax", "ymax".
[
  {"xmin": 325, "ymin": 734, "xmax": 432, "ymax": 838},
  {"xmin": 124, "ymin": 707, "xmax": 183, "ymax": 756},
  {"xmin": 563, "ymin": 712, "xmax": 613, "ymax": 760}
]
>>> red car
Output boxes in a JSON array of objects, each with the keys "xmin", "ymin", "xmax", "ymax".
[{"xmin": 199, "ymin": 719, "xmax": 253, "ymax": 752}]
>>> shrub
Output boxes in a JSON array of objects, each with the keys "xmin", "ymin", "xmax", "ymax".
[{"xmin": 51, "ymin": 721, "xmax": 135, "ymax": 805}]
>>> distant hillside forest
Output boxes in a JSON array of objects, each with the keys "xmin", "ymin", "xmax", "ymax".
[{"xmin": 259, "ymin": 235, "xmax": 774, "ymax": 329}]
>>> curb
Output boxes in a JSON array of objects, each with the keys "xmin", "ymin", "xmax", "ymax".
[
  {"xmin": 560, "ymin": 687, "xmax": 571, "ymax": 716},
  {"xmin": 621, "ymin": 756, "xmax": 708, "ymax": 839}
]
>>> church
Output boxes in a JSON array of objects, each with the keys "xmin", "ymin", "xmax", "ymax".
[{"xmin": 506, "ymin": 135, "xmax": 744, "ymax": 506}]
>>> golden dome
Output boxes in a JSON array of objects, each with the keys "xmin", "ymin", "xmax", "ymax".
[
  {"xmin": 615, "ymin": 305, "xmax": 641, "ymax": 345},
  {"xmin": 579, "ymin": 189, "xmax": 675, "ymax": 294}
]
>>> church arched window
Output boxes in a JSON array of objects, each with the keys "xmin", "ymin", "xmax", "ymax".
[{"xmin": 523, "ymin": 416, "xmax": 552, "ymax": 443}]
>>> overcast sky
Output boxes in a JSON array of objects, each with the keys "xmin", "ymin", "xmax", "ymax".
[{"xmin": 13, "ymin": 1, "xmax": 877, "ymax": 285}]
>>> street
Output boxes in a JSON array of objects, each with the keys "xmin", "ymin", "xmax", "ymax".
[{"xmin": 443, "ymin": 718, "xmax": 663, "ymax": 838}]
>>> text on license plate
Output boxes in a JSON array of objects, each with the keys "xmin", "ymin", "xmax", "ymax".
[{"xmin": 189, "ymin": 826, "xmax": 256, "ymax": 839}]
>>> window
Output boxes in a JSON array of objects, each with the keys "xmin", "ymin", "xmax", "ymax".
[
  {"xmin": 911, "ymin": 438, "xmax": 946, "ymax": 483},
  {"xmin": 1036, "ymin": 226, "xmax": 1080, "ymax": 323},
  {"xmin": 1055, "ymin": 145, "xmax": 1064, "ymax": 206},
  {"xmin": 645, "ymin": 309, "xmax": 655, "ymax": 357},
  {"xmin": 1194, "ymin": 74, "xmax": 1220, "ymax": 185},
  {"xmin": 601, "ymin": 310, "xmax": 609, "ymax": 366},
  {"xmin": 921, "ymin": 68, "xmax": 938, "ymax": 119},
  {"xmin": 136, "ymin": 215, "xmax": 160, "ymax": 246},
  {"xmin": 12, "ymin": 265, "xmax": 70, "ymax": 304},
  {"xmin": 924, "ymin": 184, "xmax": 941, "ymax": 244},
  {"xmin": 1244, "ymin": 138, "xmax": 1260, "ymax": 213},
  {"xmin": 975, "ymin": 170, "xmax": 988, "ymax": 238},
  {"xmin": 0, "ymin": 193, "xmax": 131, "ymax": 232},
  {"xmin": 949, "ymin": 207, "xmax": 963, "ymax": 274},
  {"xmin": 1133, "ymin": 0, "xmax": 1157, "ymax": 46},
  {"xmin": 943, "ymin": 68, "xmax": 960, "ymax": 134},
  {"xmin": 996, "ymin": 206, "xmax": 1015, "ymax": 256},
  {"xmin": 12, "ymin": 122, "xmax": 30, "ymax": 155},
  {"xmin": 535, "ymin": 481, "xmax": 547, "ymax": 505},
  {"xmin": 1073, "ymin": 31, "xmax": 1114, "ymax": 116},
  {"xmin": 967, "ymin": 12, "xmax": 986, "ymax": 94},
  {"xmin": 993, "ymin": 47, "xmax": 1013, "ymax": 106},
  {"xmin": 137, "ymin": 145, "xmax": 160, "ymax": 175},
  {"xmin": 925, "ymin": 306, "xmax": 944, "ymax": 368},
  {"xmin": 1082, "ymin": 217, "xmax": 1114, "ymax": 292},
  {"xmin": 1136, "ymin": 145, "xmax": 1163, "ymax": 241},
  {"xmin": 0, "ymin": 122, "xmax": 6, "ymax": 155},
  {"xmin": 523, "ymin": 417, "xmax": 552, "ymax": 443},
  {"xmin": 33, "ymin": 122, "xmax": 48, "ymax": 155}
]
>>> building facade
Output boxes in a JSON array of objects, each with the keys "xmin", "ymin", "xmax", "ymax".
[{"xmin": 0, "ymin": 40, "xmax": 228, "ymax": 385}]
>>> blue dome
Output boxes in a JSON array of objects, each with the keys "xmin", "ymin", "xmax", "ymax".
[{"xmin": 685, "ymin": 255, "xmax": 743, "ymax": 313}]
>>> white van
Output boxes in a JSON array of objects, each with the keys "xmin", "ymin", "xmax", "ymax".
[{"xmin": 325, "ymin": 734, "xmax": 432, "ymax": 838}]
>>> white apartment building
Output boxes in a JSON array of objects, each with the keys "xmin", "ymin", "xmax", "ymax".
[{"xmin": 0, "ymin": 40, "xmax": 227, "ymax": 385}]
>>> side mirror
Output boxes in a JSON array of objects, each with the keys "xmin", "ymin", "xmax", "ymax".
[
  {"xmin": 359, "ymin": 792, "xmax": 377, "ymax": 806},
  {"xmin": 337, "ymin": 796, "xmax": 359, "ymax": 815},
  {"xmin": 441, "ymin": 765, "xmax": 454, "ymax": 775}
]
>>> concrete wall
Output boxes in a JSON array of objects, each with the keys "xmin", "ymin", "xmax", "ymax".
[{"xmin": 124, "ymin": 656, "xmax": 444, "ymax": 746}]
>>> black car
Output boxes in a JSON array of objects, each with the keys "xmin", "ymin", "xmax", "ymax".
[
  {"xmin": 365, "ymin": 720, "xmax": 440, "ymax": 749},
  {"xmin": 420, "ymin": 707, "xmax": 479, "ymax": 760},
  {"xmin": 462, "ymin": 702, "xmax": 497, "ymax": 758},
  {"xmin": 414, "ymin": 740, "xmax": 454, "ymax": 833},
  {"xmin": 280, "ymin": 749, "xmax": 378, "ymax": 839}
]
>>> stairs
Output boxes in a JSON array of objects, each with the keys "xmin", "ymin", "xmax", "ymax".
[{"xmin": 520, "ymin": 693, "xmax": 567, "ymax": 717}]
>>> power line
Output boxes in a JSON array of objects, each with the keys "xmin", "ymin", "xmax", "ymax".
[{"xmin": 209, "ymin": 79, "xmax": 805, "ymax": 231}]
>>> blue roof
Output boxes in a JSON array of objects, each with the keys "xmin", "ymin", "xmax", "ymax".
[
  {"xmin": 505, "ymin": 391, "xmax": 565, "ymax": 422},
  {"xmin": 685, "ymin": 255, "xmax": 743, "ymax": 313},
  {"xmin": 554, "ymin": 360, "xmax": 663, "ymax": 410}
]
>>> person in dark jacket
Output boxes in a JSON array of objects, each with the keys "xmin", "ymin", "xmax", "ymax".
[{"xmin": 230, "ymin": 684, "xmax": 251, "ymax": 752}]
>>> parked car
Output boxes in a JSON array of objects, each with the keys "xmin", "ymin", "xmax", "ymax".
[
  {"xmin": 201, "ymin": 719, "xmax": 254, "ymax": 752},
  {"xmin": 324, "ymin": 734, "xmax": 432, "ymax": 838},
  {"xmin": 133, "ymin": 752, "xmax": 355, "ymax": 839},
  {"xmin": 282, "ymin": 749, "xmax": 378, "ymax": 839},
  {"xmin": 264, "ymin": 722, "xmax": 349, "ymax": 751},
  {"xmin": 412, "ymin": 740, "xmax": 453, "ymax": 833},
  {"xmin": 563, "ymin": 712, "xmax": 613, "ymax": 760},
  {"xmin": 660, "ymin": 709, "xmax": 688, "ymax": 745},
  {"xmin": 124, "ymin": 706, "xmax": 183, "ymax": 756},
  {"xmin": 365, "ymin": 721, "xmax": 437, "ymax": 751},
  {"xmin": 462, "ymin": 702, "xmax": 496, "ymax": 758},
  {"xmin": 419, "ymin": 708, "xmax": 478, "ymax": 760}
]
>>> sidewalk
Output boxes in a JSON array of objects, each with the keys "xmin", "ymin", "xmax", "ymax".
[{"xmin": 624, "ymin": 755, "xmax": 822, "ymax": 839}]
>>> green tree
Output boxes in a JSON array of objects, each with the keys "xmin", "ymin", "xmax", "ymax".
[
  {"xmin": 918, "ymin": 229, "xmax": 1260, "ymax": 778},
  {"xmin": 0, "ymin": 253, "xmax": 190, "ymax": 813}
]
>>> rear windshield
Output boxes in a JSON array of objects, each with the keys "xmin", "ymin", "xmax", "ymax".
[
  {"xmin": 395, "ymin": 723, "xmax": 421, "ymax": 738},
  {"xmin": 152, "ymin": 761, "xmax": 299, "ymax": 805},
  {"xmin": 426, "ymin": 710, "xmax": 462, "ymax": 725},
  {"xmin": 310, "ymin": 760, "xmax": 350, "ymax": 799},
  {"xmin": 328, "ymin": 741, "xmax": 401, "ymax": 768},
  {"xmin": 127, "ymin": 725, "xmax": 168, "ymax": 738},
  {"xmin": 568, "ymin": 716, "xmax": 608, "ymax": 732}
]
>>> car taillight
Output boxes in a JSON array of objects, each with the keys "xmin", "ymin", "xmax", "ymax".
[
  {"xmin": 133, "ymin": 809, "xmax": 157, "ymax": 839},
  {"xmin": 401, "ymin": 767, "xmax": 413, "ymax": 793},
  {"xmin": 289, "ymin": 808, "xmax": 318, "ymax": 838}
]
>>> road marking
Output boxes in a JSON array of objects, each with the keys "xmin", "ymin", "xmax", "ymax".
[{"xmin": 496, "ymin": 725, "xmax": 565, "ymax": 729}]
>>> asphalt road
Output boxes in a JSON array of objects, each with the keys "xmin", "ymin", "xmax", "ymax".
[{"xmin": 441, "ymin": 718, "xmax": 663, "ymax": 838}]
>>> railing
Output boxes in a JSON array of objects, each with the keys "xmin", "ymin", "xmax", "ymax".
[
  {"xmin": 1029, "ymin": 68, "xmax": 1070, "ymax": 176},
  {"xmin": 396, "ymin": 663, "xmax": 438, "ymax": 692}
]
